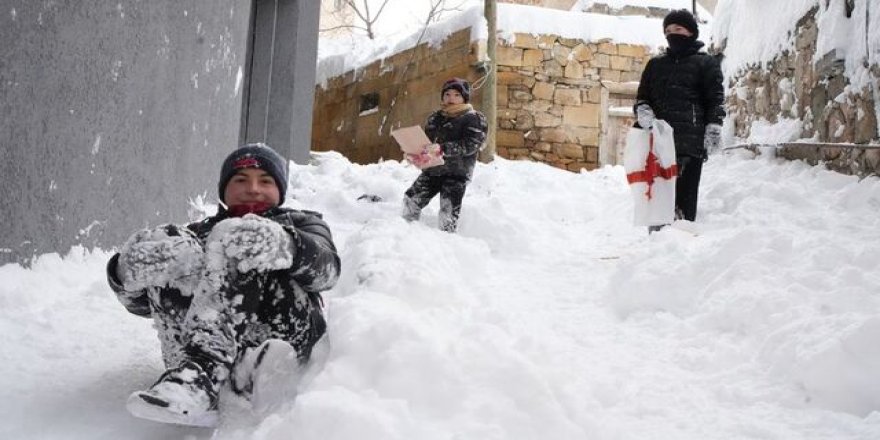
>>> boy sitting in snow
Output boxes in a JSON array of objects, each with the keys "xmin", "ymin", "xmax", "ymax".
[{"xmin": 105, "ymin": 143, "xmax": 340, "ymax": 427}]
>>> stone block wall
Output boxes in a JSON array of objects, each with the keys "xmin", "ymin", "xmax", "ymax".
[
  {"xmin": 722, "ymin": 7, "xmax": 880, "ymax": 175},
  {"xmin": 494, "ymin": 33, "xmax": 650, "ymax": 171},
  {"xmin": 312, "ymin": 29, "xmax": 481, "ymax": 164},
  {"xmin": 312, "ymin": 29, "xmax": 651, "ymax": 172}
]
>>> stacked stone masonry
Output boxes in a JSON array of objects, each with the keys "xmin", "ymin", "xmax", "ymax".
[
  {"xmin": 723, "ymin": 7, "xmax": 880, "ymax": 176},
  {"xmin": 312, "ymin": 29, "xmax": 477, "ymax": 164},
  {"xmin": 495, "ymin": 33, "xmax": 649, "ymax": 171},
  {"xmin": 312, "ymin": 28, "xmax": 650, "ymax": 172}
]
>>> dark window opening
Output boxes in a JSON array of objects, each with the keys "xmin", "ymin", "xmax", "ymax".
[{"xmin": 359, "ymin": 92, "xmax": 379, "ymax": 114}]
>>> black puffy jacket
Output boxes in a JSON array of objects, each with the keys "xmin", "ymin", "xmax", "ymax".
[
  {"xmin": 635, "ymin": 40, "xmax": 725, "ymax": 158},
  {"xmin": 423, "ymin": 108, "xmax": 488, "ymax": 178}
]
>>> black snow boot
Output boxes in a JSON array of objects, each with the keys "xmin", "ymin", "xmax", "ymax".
[{"xmin": 126, "ymin": 361, "xmax": 220, "ymax": 427}]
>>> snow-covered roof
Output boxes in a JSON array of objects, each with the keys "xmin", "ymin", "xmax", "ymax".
[
  {"xmin": 494, "ymin": 4, "xmax": 695, "ymax": 47},
  {"xmin": 318, "ymin": 2, "xmax": 712, "ymax": 86}
]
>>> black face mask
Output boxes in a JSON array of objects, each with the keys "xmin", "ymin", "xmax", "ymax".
[{"xmin": 666, "ymin": 33, "xmax": 695, "ymax": 53}]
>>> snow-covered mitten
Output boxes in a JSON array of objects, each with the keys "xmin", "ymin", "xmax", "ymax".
[
  {"xmin": 206, "ymin": 214, "xmax": 293, "ymax": 273},
  {"xmin": 635, "ymin": 102, "xmax": 655, "ymax": 129},
  {"xmin": 704, "ymin": 123, "xmax": 723, "ymax": 154},
  {"xmin": 126, "ymin": 360, "xmax": 219, "ymax": 427},
  {"xmin": 118, "ymin": 224, "xmax": 204, "ymax": 291}
]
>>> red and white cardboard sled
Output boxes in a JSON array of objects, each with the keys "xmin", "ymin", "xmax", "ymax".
[
  {"xmin": 391, "ymin": 125, "xmax": 445, "ymax": 170},
  {"xmin": 623, "ymin": 120, "xmax": 678, "ymax": 226}
]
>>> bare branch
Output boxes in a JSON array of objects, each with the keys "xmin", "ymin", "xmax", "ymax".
[
  {"xmin": 340, "ymin": 0, "xmax": 394, "ymax": 39},
  {"xmin": 319, "ymin": 24, "xmax": 369, "ymax": 33},
  {"xmin": 345, "ymin": 0, "xmax": 371, "ymax": 26},
  {"xmin": 423, "ymin": 0, "xmax": 467, "ymax": 25},
  {"xmin": 371, "ymin": 0, "xmax": 393, "ymax": 24},
  {"xmin": 361, "ymin": 0, "xmax": 372, "ymax": 23}
]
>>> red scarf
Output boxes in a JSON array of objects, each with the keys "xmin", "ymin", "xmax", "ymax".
[{"xmin": 227, "ymin": 202, "xmax": 274, "ymax": 217}]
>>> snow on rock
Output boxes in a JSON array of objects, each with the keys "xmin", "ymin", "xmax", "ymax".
[
  {"xmin": 746, "ymin": 117, "xmax": 805, "ymax": 145},
  {"xmin": 713, "ymin": 0, "xmax": 880, "ymax": 93}
]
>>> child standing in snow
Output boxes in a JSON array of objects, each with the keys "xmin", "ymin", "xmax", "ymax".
[
  {"xmin": 402, "ymin": 77, "xmax": 488, "ymax": 232},
  {"xmin": 106, "ymin": 143, "xmax": 340, "ymax": 426},
  {"xmin": 634, "ymin": 9, "xmax": 725, "ymax": 224}
]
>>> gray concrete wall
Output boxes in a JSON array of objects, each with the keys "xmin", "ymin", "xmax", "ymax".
[
  {"xmin": 0, "ymin": 0, "xmax": 252, "ymax": 264},
  {"xmin": 240, "ymin": 0, "xmax": 319, "ymax": 164}
]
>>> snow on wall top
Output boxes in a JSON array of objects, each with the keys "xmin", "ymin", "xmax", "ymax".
[
  {"xmin": 712, "ymin": 0, "xmax": 879, "ymax": 92},
  {"xmin": 571, "ymin": 0, "xmax": 707, "ymax": 14},
  {"xmin": 711, "ymin": 0, "xmax": 818, "ymax": 77},
  {"xmin": 317, "ymin": 3, "xmax": 709, "ymax": 86}
]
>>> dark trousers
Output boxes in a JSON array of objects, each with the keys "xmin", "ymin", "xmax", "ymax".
[
  {"xmin": 402, "ymin": 174, "xmax": 469, "ymax": 232},
  {"xmin": 675, "ymin": 155, "xmax": 703, "ymax": 221},
  {"xmin": 147, "ymin": 248, "xmax": 325, "ymax": 389}
]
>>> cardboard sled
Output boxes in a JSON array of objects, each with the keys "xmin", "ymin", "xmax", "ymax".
[{"xmin": 391, "ymin": 125, "xmax": 445, "ymax": 169}]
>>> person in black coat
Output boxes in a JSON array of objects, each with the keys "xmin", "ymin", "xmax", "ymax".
[
  {"xmin": 402, "ymin": 78, "xmax": 488, "ymax": 232},
  {"xmin": 634, "ymin": 9, "xmax": 725, "ymax": 222},
  {"xmin": 106, "ymin": 143, "xmax": 340, "ymax": 426}
]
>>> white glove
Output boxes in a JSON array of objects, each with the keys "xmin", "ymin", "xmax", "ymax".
[
  {"xmin": 635, "ymin": 103, "xmax": 655, "ymax": 129},
  {"xmin": 207, "ymin": 214, "xmax": 293, "ymax": 273},
  {"xmin": 704, "ymin": 123, "xmax": 723, "ymax": 153},
  {"xmin": 117, "ymin": 225, "xmax": 204, "ymax": 291}
]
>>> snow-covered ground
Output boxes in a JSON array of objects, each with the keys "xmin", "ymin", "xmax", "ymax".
[
  {"xmin": 3, "ymin": 150, "xmax": 880, "ymax": 439},
  {"xmin": 4, "ymin": 3, "xmax": 880, "ymax": 437}
]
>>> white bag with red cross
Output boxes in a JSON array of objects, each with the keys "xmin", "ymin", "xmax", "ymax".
[{"xmin": 623, "ymin": 120, "xmax": 678, "ymax": 227}]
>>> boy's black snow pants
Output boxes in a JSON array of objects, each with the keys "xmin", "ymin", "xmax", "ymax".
[
  {"xmin": 402, "ymin": 174, "xmax": 469, "ymax": 232},
  {"xmin": 675, "ymin": 155, "xmax": 703, "ymax": 221},
  {"xmin": 146, "ymin": 249, "xmax": 325, "ymax": 388}
]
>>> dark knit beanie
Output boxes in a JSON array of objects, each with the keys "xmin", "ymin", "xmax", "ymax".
[
  {"xmin": 441, "ymin": 77, "xmax": 471, "ymax": 103},
  {"xmin": 218, "ymin": 143, "xmax": 288, "ymax": 204},
  {"xmin": 663, "ymin": 9, "xmax": 699, "ymax": 38}
]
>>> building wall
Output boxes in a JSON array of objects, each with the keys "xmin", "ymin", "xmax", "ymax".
[
  {"xmin": 313, "ymin": 29, "xmax": 650, "ymax": 171},
  {"xmin": 0, "ymin": 0, "xmax": 253, "ymax": 264},
  {"xmin": 723, "ymin": 7, "xmax": 880, "ymax": 176},
  {"xmin": 1, "ymin": 0, "xmax": 323, "ymax": 265},
  {"xmin": 312, "ymin": 29, "xmax": 480, "ymax": 164},
  {"xmin": 241, "ymin": 0, "xmax": 321, "ymax": 165},
  {"xmin": 494, "ymin": 34, "xmax": 650, "ymax": 171}
]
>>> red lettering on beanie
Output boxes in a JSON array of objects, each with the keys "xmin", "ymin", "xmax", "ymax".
[{"xmin": 233, "ymin": 157, "xmax": 260, "ymax": 170}]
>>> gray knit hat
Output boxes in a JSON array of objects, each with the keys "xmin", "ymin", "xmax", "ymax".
[{"xmin": 218, "ymin": 143, "xmax": 288, "ymax": 203}]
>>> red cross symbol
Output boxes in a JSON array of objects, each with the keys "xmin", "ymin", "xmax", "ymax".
[{"xmin": 625, "ymin": 132, "xmax": 678, "ymax": 200}]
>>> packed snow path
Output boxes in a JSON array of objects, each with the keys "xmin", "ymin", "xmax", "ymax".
[{"xmin": 2, "ymin": 150, "xmax": 879, "ymax": 439}]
